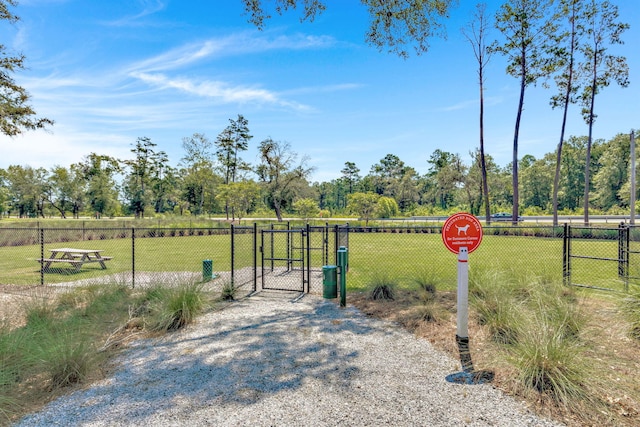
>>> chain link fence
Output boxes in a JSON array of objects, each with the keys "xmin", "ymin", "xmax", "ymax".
[{"xmin": 0, "ymin": 222, "xmax": 636, "ymax": 298}]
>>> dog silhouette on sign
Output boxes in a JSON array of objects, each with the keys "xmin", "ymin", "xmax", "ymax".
[{"xmin": 456, "ymin": 224, "xmax": 470, "ymax": 236}]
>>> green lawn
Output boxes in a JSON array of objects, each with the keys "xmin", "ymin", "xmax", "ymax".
[{"xmin": 0, "ymin": 230, "xmax": 633, "ymax": 292}]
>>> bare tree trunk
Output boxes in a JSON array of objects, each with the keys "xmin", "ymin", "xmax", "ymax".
[
  {"xmin": 584, "ymin": 61, "xmax": 598, "ymax": 226},
  {"xmin": 479, "ymin": 65, "xmax": 490, "ymax": 224},
  {"xmin": 512, "ymin": 59, "xmax": 526, "ymax": 225}
]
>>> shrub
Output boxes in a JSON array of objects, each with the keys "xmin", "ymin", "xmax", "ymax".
[
  {"xmin": 368, "ymin": 273, "xmax": 398, "ymax": 300},
  {"xmin": 508, "ymin": 311, "xmax": 590, "ymax": 406},
  {"xmin": 35, "ymin": 331, "xmax": 100, "ymax": 390},
  {"xmin": 220, "ymin": 280, "xmax": 237, "ymax": 301},
  {"xmin": 149, "ymin": 283, "xmax": 208, "ymax": 332}
]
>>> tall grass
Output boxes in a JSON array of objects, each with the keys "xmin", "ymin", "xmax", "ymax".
[
  {"xmin": 146, "ymin": 283, "xmax": 209, "ymax": 332},
  {"xmin": 470, "ymin": 267, "xmax": 591, "ymax": 407},
  {"xmin": 0, "ymin": 280, "xmax": 213, "ymax": 424},
  {"xmin": 368, "ymin": 272, "xmax": 398, "ymax": 300},
  {"xmin": 620, "ymin": 288, "xmax": 640, "ymax": 340}
]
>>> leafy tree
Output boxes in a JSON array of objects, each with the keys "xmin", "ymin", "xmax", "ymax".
[
  {"xmin": 340, "ymin": 161, "xmax": 361, "ymax": 194},
  {"xmin": 46, "ymin": 165, "xmax": 81, "ymax": 218},
  {"xmin": 0, "ymin": 0, "xmax": 53, "ymax": 136},
  {"xmin": 462, "ymin": 2, "xmax": 494, "ymax": 223},
  {"xmin": 292, "ymin": 197, "xmax": 319, "ymax": 221},
  {"xmin": 347, "ymin": 192, "xmax": 379, "ymax": 226},
  {"xmin": 215, "ymin": 114, "xmax": 252, "ymax": 184},
  {"xmin": 369, "ymin": 154, "xmax": 406, "ymax": 196},
  {"xmin": 386, "ymin": 166, "xmax": 419, "ymax": 212},
  {"xmin": 577, "ymin": 0, "xmax": 629, "ymax": 224},
  {"xmin": 256, "ymin": 138, "xmax": 313, "ymax": 221},
  {"xmin": 215, "ymin": 115, "xmax": 252, "ymax": 219},
  {"xmin": 558, "ymin": 136, "xmax": 587, "ymax": 211},
  {"xmin": 592, "ymin": 133, "xmax": 629, "ymax": 211},
  {"xmin": 519, "ymin": 154, "xmax": 553, "ymax": 210},
  {"xmin": 493, "ymin": 0, "xmax": 555, "ymax": 223},
  {"xmin": 76, "ymin": 153, "xmax": 121, "ymax": 218},
  {"xmin": 376, "ymin": 196, "xmax": 399, "ymax": 219},
  {"xmin": 216, "ymin": 180, "xmax": 260, "ymax": 222},
  {"xmin": 5, "ymin": 164, "xmax": 47, "ymax": 217},
  {"xmin": 240, "ymin": 0, "xmax": 456, "ymax": 57},
  {"xmin": 181, "ymin": 133, "xmax": 215, "ymax": 215},
  {"xmin": 425, "ymin": 149, "xmax": 466, "ymax": 210},
  {"xmin": 122, "ymin": 137, "xmax": 167, "ymax": 218}
]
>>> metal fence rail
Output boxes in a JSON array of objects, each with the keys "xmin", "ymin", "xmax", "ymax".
[{"xmin": 0, "ymin": 223, "xmax": 636, "ymax": 296}]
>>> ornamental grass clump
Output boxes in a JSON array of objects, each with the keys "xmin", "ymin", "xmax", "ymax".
[
  {"xmin": 220, "ymin": 280, "xmax": 238, "ymax": 301},
  {"xmin": 470, "ymin": 268, "xmax": 523, "ymax": 345},
  {"xmin": 369, "ymin": 272, "xmax": 398, "ymax": 301},
  {"xmin": 149, "ymin": 282, "xmax": 208, "ymax": 332},
  {"xmin": 507, "ymin": 311, "xmax": 590, "ymax": 407},
  {"xmin": 620, "ymin": 288, "xmax": 640, "ymax": 340}
]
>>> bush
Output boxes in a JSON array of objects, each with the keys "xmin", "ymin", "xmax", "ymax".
[
  {"xmin": 368, "ymin": 273, "xmax": 398, "ymax": 300},
  {"xmin": 508, "ymin": 312, "xmax": 590, "ymax": 406},
  {"xmin": 149, "ymin": 283, "xmax": 208, "ymax": 332},
  {"xmin": 220, "ymin": 280, "xmax": 237, "ymax": 301}
]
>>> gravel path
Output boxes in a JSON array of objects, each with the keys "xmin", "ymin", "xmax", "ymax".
[{"xmin": 15, "ymin": 292, "xmax": 563, "ymax": 427}]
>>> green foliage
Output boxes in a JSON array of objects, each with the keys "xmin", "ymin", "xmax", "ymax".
[
  {"xmin": 148, "ymin": 283, "xmax": 209, "ymax": 332},
  {"xmin": 220, "ymin": 280, "xmax": 237, "ymax": 301},
  {"xmin": 620, "ymin": 288, "xmax": 640, "ymax": 341},
  {"xmin": 347, "ymin": 192, "xmax": 379, "ymax": 225},
  {"xmin": 471, "ymin": 267, "xmax": 592, "ymax": 405},
  {"xmin": 509, "ymin": 311, "xmax": 590, "ymax": 406},
  {"xmin": 375, "ymin": 196, "xmax": 399, "ymax": 218},
  {"xmin": 368, "ymin": 272, "xmax": 397, "ymax": 300},
  {"xmin": 292, "ymin": 198, "xmax": 320, "ymax": 220}
]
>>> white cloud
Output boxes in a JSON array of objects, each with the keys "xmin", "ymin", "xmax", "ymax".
[
  {"xmin": 130, "ymin": 72, "xmax": 310, "ymax": 110},
  {"xmin": 104, "ymin": 0, "xmax": 168, "ymax": 27}
]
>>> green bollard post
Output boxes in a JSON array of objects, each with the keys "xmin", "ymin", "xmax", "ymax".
[
  {"xmin": 337, "ymin": 248, "xmax": 348, "ymax": 307},
  {"xmin": 322, "ymin": 265, "xmax": 337, "ymax": 299},
  {"xmin": 203, "ymin": 259, "xmax": 213, "ymax": 282}
]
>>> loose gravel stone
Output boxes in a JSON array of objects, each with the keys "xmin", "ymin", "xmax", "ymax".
[{"xmin": 15, "ymin": 292, "xmax": 563, "ymax": 427}]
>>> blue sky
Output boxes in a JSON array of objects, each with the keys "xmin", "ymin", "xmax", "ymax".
[{"xmin": 1, "ymin": 0, "xmax": 638, "ymax": 183}]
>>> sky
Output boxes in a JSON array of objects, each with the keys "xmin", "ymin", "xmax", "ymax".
[{"xmin": 1, "ymin": 0, "xmax": 638, "ymax": 183}]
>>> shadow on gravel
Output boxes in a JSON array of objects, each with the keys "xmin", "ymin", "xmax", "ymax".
[{"xmin": 16, "ymin": 293, "xmax": 390, "ymax": 425}]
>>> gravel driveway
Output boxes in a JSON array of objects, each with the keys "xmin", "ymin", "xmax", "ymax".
[{"xmin": 15, "ymin": 292, "xmax": 563, "ymax": 426}]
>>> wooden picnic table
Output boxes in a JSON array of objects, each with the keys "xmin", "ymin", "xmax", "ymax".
[{"xmin": 39, "ymin": 248, "xmax": 113, "ymax": 272}]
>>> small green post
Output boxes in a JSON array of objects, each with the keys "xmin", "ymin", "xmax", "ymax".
[
  {"xmin": 322, "ymin": 265, "xmax": 337, "ymax": 299},
  {"xmin": 203, "ymin": 259, "xmax": 213, "ymax": 282},
  {"xmin": 337, "ymin": 248, "xmax": 348, "ymax": 307}
]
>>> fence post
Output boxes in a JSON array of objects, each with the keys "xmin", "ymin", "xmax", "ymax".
[
  {"xmin": 131, "ymin": 228, "xmax": 135, "ymax": 289},
  {"xmin": 231, "ymin": 224, "xmax": 235, "ymax": 286},
  {"xmin": 40, "ymin": 228, "xmax": 44, "ymax": 286},
  {"xmin": 306, "ymin": 223, "xmax": 311, "ymax": 293},
  {"xmin": 618, "ymin": 223, "xmax": 630, "ymax": 291},
  {"xmin": 253, "ymin": 223, "xmax": 257, "ymax": 293},
  {"xmin": 563, "ymin": 223, "xmax": 570, "ymax": 287}
]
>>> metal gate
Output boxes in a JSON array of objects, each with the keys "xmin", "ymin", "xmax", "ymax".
[
  {"xmin": 563, "ymin": 223, "xmax": 631, "ymax": 292},
  {"xmin": 260, "ymin": 224, "xmax": 343, "ymax": 293}
]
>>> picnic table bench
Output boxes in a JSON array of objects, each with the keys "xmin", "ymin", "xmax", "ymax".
[{"xmin": 38, "ymin": 248, "xmax": 112, "ymax": 272}]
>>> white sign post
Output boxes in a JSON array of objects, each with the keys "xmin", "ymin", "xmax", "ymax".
[{"xmin": 456, "ymin": 247, "xmax": 469, "ymax": 339}]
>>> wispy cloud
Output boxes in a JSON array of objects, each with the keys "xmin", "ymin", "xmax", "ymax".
[
  {"xmin": 438, "ymin": 96, "xmax": 503, "ymax": 112},
  {"xmin": 127, "ymin": 32, "xmax": 336, "ymax": 73},
  {"xmin": 131, "ymin": 72, "xmax": 310, "ymax": 110},
  {"xmin": 104, "ymin": 0, "xmax": 167, "ymax": 27}
]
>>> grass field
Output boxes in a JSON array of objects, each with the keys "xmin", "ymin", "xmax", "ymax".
[{"xmin": 0, "ymin": 227, "xmax": 636, "ymax": 293}]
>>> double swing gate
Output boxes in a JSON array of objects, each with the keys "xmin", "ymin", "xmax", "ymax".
[
  {"xmin": 231, "ymin": 223, "xmax": 348, "ymax": 294},
  {"xmin": 564, "ymin": 223, "xmax": 640, "ymax": 292}
]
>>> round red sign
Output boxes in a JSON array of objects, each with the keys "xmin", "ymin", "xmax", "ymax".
[{"xmin": 442, "ymin": 213, "xmax": 483, "ymax": 254}]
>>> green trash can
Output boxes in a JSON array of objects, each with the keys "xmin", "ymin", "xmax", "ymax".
[
  {"xmin": 203, "ymin": 259, "xmax": 213, "ymax": 282},
  {"xmin": 322, "ymin": 265, "xmax": 337, "ymax": 299}
]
